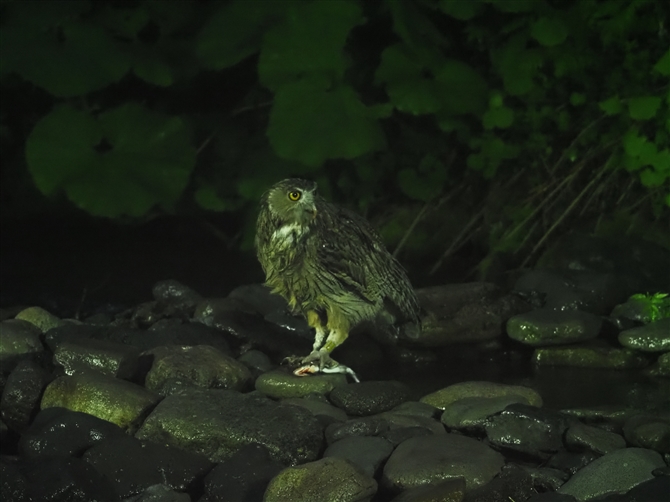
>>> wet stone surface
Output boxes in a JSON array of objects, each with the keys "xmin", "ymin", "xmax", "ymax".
[{"xmin": 0, "ymin": 256, "xmax": 669, "ymax": 502}]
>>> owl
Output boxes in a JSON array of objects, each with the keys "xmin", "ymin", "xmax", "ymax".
[{"xmin": 255, "ymin": 178, "xmax": 420, "ymax": 381}]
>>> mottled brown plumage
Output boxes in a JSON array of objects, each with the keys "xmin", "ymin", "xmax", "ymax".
[{"xmin": 255, "ymin": 178, "xmax": 420, "ymax": 379}]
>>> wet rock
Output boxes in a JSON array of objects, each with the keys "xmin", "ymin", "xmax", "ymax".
[
  {"xmin": 20, "ymin": 456, "xmax": 119, "ymax": 501},
  {"xmin": 255, "ymin": 369, "xmax": 347, "ymax": 399},
  {"xmin": 557, "ymin": 447, "xmax": 665, "ymax": 500},
  {"xmin": 391, "ymin": 401, "xmax": 440, "ymax": 420},
  {"xmin": 623, "ymin": 415, "xmax": 670, "ymax": 453},
  {"xmin": 564, "ymin": 421, "xmax": 626, "ymax": 455},
  {"xmin": 379, "ymin": 411, "xmax": 446, "ymax": 436},
  {"xmin": 324, "ymin": 436, "xmax": 394, "ymax": 477},
  {"xmin": 412, "ymin": 283, "xmax": 532, "ymax": 346},
  {"xmin": 0, "ymin": 319, "xmax": 44, "ymax": 372},
  {"xmin": 202, "ymin": 444, "xmax": 284, "ymax": 502},
  {"xmin": 54, "ymin": 337, "xmax": 141, "ymax": 378},
  {"xmin": 14, "ymin": 306, "xmax": 63, "ymax": 333},
  {"xmin": 227, "ymin": 284, "xmax": 310, "ymax": 333},
  {"xmin": 195, "ymin": 299, "xmax": 309, "ymax": 355},
  {"xmin": 619, "ymin": 476, "xmax": 670, "ymax": 502},
  {"xmin": 645, "ymin": 352, "xmax": 670, "ymax": 378},
  {"xmin": 19, "ymin": 407, "xmax": 126, "ymax": 458},
  {"xmin": 263, "ymin": 456, "xmax": 377, "ymax": 502},
  {"xmin": 135, "ymin": 389, "xmax": 323, "ymax": 465},
  {"xmin": 485, "ymin": 404, "xmax": 573, "ymax": 459},
  {"xmin": 329, "ymin": 380, "xmax": 411, "ymax": 416},
  {"xmin": 547, "ymin": 450, "xmax": 599, "ymax": 476},
  {"xmin": 611, "ymin": 295, "xmax": 670, "ymax": 324},
  {"xmin": 325, "ymin": 416, "xmax": 390, "ymax": 444},
  {"xmin": 83, "ymin": 434, "xmax": 212, "ymax": 499},
  {"xmin": 514, "ymin": 269, "xmax": 625, "ymax": 315},
  {"xmin": 382, "ymin": 434, "xmax": 504, "ymax": 493},
  {"xmin": 128, "ymin": 484, "xmax": 191, "ymax": 502},
  {"xmin": 144, "ymin": 345, "xmax": 252, "ymax": 394},
  {"xmin": 462, "ymin": 463, "xmax": 537, "ymax": 502},
  {"xmin": 527, "ymin": 493, "xmax": 577, "ymax": 502},
  {"xmin": 533, "ymin": 345, "xmax": 649, "ymax": 369},
  {"xmin": 559, "ymin": 405, "xmax": 637, "ymax": 429},
  {"xmin": 507, "ymin": 309, "xmax": 602, "ymax": 346},
  {"xmin": 238, "ymin": 349, "xmax": 274, "ymax": 377},
  {"xmin": 0, "ymin": 359, "xmax": 51, "ymax": 432},
  {"xmin": 142, "ymin": 320, "xmax": 231, "ymax": 353},
  {"xmin": 282, "ymin": 397, "xmax": 349, "ymax": 422},
  {"xmin": 0, "ymin": 458, "xmax": 30, "ymax": 501},
  {"xmin": 388, "ymin": 478, "xmax": 466, "ymax": 502},
  {"xmin": 519, "ymin": 466, "xmax": 569, "ymax": 492},
  {"xmin": 618, "ymin": 318, "xmax": 670, "ymax": 352},
  {"xmin": 441, "ymin": 395, "xmax": 531, "ymax": 432},
  {"xmin": 379, "ymin": 426, "xmax": 433, "ymax": 447},
  {"xmin": 152, "ymin": 279, "xmax": 203, "ymax": 310},
  {"xmin": 41, "ymin": 373, "xmax": 161, "ymax": 431},
  {"xmin": 536, "ymin": 233, "xmax": 670, "ymax": 294},
  {"xmin": 421, "ymin": 381, "xmax": 542, "ymax": 409}
]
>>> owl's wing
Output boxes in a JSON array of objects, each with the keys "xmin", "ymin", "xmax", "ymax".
[{"xmin": 315, "ymin": 206, "xmax": 395, "ymax": 305}]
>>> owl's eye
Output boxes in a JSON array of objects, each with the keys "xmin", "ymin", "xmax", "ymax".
[{"xmin": 288, "ymin": 190, "xmax": 302, "ymax": 201}]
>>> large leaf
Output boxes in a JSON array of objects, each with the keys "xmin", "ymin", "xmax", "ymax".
[
  {"xmin": 434, "ymin": 59, "xmax": 489, "ymax": 116},
  {"xmin": 267, "ymin": 78, "xmax": 385, "ymax": 167},
  {"xmin": 438, "ymin": 0, "xmax": 483, "ymax": 20},
  {"xmin": 1, "ymin": 11, "xmax": 130, "ymax": 97},
  {"xmin": 492, "ymin": 35, "xmax": 542, "ymax": 96},
  {"xmin": 258, "ymin": 0, "xmax": 364, "ymax": 91},
  {"xmin": 530, "ymin": 16, "xmax": 569, "ymax": 47},
  {"xmin": 196, "ymin": 0, "xmax": 290, "ymax": 69},
  {"xmin": 375, "ymin": 44, "xmax": 442, "ymax": 115},
  {"xmin": 628, "ymin": 96, "xmax": 662, "ymax": 120},
  {"xmin": 26, "ymin": 104, "xmax": 195, "ymax": 217}
]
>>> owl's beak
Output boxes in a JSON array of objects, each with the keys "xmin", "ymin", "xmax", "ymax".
[{"xmin": 306, "ymin": 206, "xmax": 317, "ymax": 220}]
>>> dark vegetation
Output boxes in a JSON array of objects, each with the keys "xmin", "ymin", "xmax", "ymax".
[{"xmin": 1, "ymin": 0, "xmax": 668, "ymax": 291}]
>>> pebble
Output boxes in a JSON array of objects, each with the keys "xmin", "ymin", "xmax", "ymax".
[
  {"xmin": 618, "ymin": 318, "xmax": 670, "ymax": 352},
  {"xmin": 323, "ymin": 436, "xmax": 394, "ymax": 477},
  {"xmin": 328, "ymin": 380, "xmax": 411, "ymax": 416},
  {"xmin": 40, "ymin": 372, "xmax": 161, "ymax": 431},
  {"xmin": 564, "ymin": 421, "xmax": 626, "ymax": 455},
  {"xmin": 0, "ymin": 319, "xmax": 44, "ymax": 372},
  {"xmin": 263, "ymin": 456, "xmax": 377, "ymax": 502},
  {"xmin": 54, "ymin": 337, "xmax": 141, "ymax": 378},
  {"xmin": 255, "ymin": 369, "xmax": 347, "ymax": 399},
  {"xmin": 421, "ymin": 380, "xmax": 542, "ymax": 409},
  {"xmin": 533, "ymin": 345, "xmax": 649, "ymax": 369},
  {"xmin": 0, "ymin": 358, "xmax": 51, "ymax": 432},
  {"xmin": 557, "ymin": 447, "xmax": 666, "ymax": 500},
  {"xmin": 485, "ymin": 404, "xmax": 573, "ymax": 459},
  {"xmin": 382, "ymin": 433, "xmax": 504, "ymax": 493},
  {"xmin": 135, "ymin": 389, "xmax": 323, "ymax": 465},
  {"xmin": 507, "ymin": 308, "xmax": 602, "ymax": 346},
  {"xmin": 144, "ymin": 344, "xmax": 252, "ymax": 393},
  {"xmin": 282, "ymin": 396, "xmax": 348, "ymax": 422},
  {"xmin": 14, "ymin": 306, "xmax": 63, "ymax": 333},
  {"xmin": 441, "ymin": 395, "xmax": 531, "ymax": 431}
]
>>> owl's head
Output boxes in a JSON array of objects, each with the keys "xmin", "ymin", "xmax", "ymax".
[{"xmin": 263, "ymin": 178, "xmax": 318, "ymax": 226}]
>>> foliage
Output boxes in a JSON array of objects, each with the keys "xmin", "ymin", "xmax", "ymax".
[
  {"xmin": 629, "ymin": 293, "xmax": 670, "ymax": 323},
  {"xmin": 1, "ymin": 0, "xmax": 668, "ymax": 269}
]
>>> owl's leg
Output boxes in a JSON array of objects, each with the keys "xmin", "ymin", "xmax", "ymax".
[
  {"xmin": 305, "ymin": 310, "xmax": 327, "ymax": 351},
  {"xmin": 301, "ymin": 307, "xmax": 351, "ymax": 370}
]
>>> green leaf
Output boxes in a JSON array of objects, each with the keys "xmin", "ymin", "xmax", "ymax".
[
  {"xmin": 3, "ymin": 21, "xmax": 130, "ymax": 97},
  {"xmin": 483, "ymin": 106, "xmax": 514, "ymax": 129},
  {"xmin": 132, "ymin": 47, "xmax": 173, "ymax": 87},
  {"xmin": 570, "ymin": 93, "xmax": 586, "ymax": 106},
  {"xmin": 599, "ymin": 96, "xmax": 623, "ymax": 115},
  {"xmin": 26, "ymin": 104, "xmax": 195, "ymax": 217},
  {"xmin": 653, "ymin": 48, "xmax": 670, "ymax": 76},
  {"xmin": 195, "ymin": 184, "xmax": 239, "ymax": 212},
  {"xmin": 628, "ymin": 96, "xmax": 662, "ymax": 120},
  {"xmin": 434, "ymin": 59, "xmax": 488, "ymax": 116},
  {"xmin": 492, "ymin": 36, "xmax": 542, "ymax": 96},
  {"xmin": 530, "ymin": 17, "xmax": 569, "ymax": 47},
  {"xmin": 438, "ymin": 0, "xmax": 482, "ymax": 20},
  {"xmin": 196, "ymin": 0, "xmax": 290, "ymax": 69},
  {"xmin": 397, "ymin": 154, "xmax": 446, "ymax": 201},
  {"xmin": 375, "ymin": 44, "xmax": 442, "ymax": 115},
  {"xmin": 485, "ymin": 0, "xmax": 535, "ymax": 13},
  {"xmin": 639, "ymin": 168, "xmax": 667, "ymax": 188},
  {"xmin": 652, "ymin": 149, "xmax": 670, "ymax": 173},
  {"xmin": 258, "ymin": 0, "xmax": 364, "ymax": 91},
  {"xmin": 267, "ymin": 79, "xmax": 385, "ymax": 167}
]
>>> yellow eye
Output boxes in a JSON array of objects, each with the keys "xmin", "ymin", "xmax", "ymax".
[{"xmin": 288, "ymin": 190, "xmax": 302, "ymax": 201}]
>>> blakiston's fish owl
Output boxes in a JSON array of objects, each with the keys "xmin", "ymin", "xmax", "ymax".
[{"xmin": 255, "ymin": 178, "xmax": 420, "ymax": 380}]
